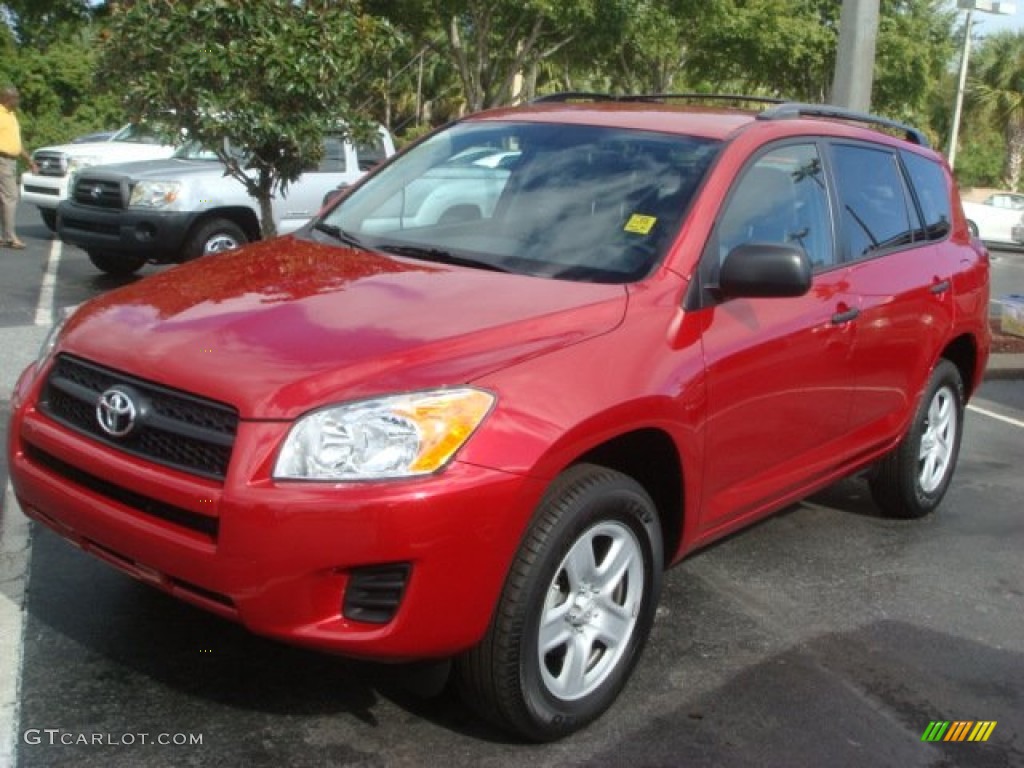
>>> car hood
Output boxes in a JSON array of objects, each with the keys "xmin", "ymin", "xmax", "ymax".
[
  {"xmin": 75, "ymin": 157, "xmax": 226, "ymax": 180},
  {"xmin": 59, "ymin": 236, "xmax": 627, "ymax": 419},
  {"xmin": 36, "ymin": 141, "xmax": 174, "ymax": 162}
]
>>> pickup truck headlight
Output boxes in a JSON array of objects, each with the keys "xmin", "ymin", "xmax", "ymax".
[
  {"xmin": 129, "ymin": 180, "xmax": 182, "ymax": 208},
  {"xmin": 67, "ymin": 155, "xmax": 103, "ymax": 173},
  {"xmin": 273, "ymin": 388, "xmax": 495, "ymax": 481}
]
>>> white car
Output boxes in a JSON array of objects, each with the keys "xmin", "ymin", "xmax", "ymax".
[
  {"xmin": 21, "ymin": 123, "xmax": 177, "ymax": 231},
  {"xmin": 57, "ymin": 127, "xmax": 395, "ymax": 275},
  {"xmin": 961, "ymin": 192, "xmax": 1024, "ymax": 246}
]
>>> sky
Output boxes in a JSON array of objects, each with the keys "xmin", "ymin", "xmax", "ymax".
[{"xmin": 964, "ymin": 4, "xmax": 1024, "ymax": 36}]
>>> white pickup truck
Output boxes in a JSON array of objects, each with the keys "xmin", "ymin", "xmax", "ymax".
[
  {"xmin": 21, "ymin": 124, "xmax": 176, "ymax": 231},
  {"xmin": 57, "ymin": 128, "xmax": 395, "ymax": 274}
]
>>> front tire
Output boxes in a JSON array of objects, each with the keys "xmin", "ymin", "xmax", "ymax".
[
  {"xmin": 457, "ymin": 464, "xmax": 663, "ymax": 741},
  {"xmin": 184, "ymin": 218, "xmax": 247, "ymax": 261},
  {"xmin": 869, "ymin": 359, "xmax": 964, "ymax": 518},
  {"xmin": 87, "ymin": 250, "xmax": 146, "ymax": 276}
]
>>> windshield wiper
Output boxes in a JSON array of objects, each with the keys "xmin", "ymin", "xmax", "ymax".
[
  {"xmin": 375, "ymin": 243, "xmax": 509, "ymax": 273},
  {"xmin": 313, "ymin": 221, "xmax": 366, "ymax": 250}
]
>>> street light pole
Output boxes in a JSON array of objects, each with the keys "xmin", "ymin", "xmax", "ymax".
[
  {"xmin": 949, "ymin": 10, "xmax": 976, "ymax": 169},
  {"xmin": 947, "ymin": 1, "xmax": 1017, "ymax": 170}
]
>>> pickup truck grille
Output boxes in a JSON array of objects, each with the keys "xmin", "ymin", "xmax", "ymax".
[
  {"xmin": 33, "ymin": 151, "xmax": 67, "ymax": 177},
  {"xmin": 39, "ymin": 354, "xmax": 239, "ymax": 482},
  {"xmin": 72, "ymin": 177, "xmax": 126, "ymax": 209}
]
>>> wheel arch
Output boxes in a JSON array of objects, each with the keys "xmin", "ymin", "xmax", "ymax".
[
  {"xmin": 188, "ymin": 207, "xmax": 262, "ymax": 243},
  {"xmin": 574, "ymin": 428, "xmax": 685, "ymax": 568},
  {"xmin": 940, "ymin": 332, "xmax": 981, "ymax": 399}
]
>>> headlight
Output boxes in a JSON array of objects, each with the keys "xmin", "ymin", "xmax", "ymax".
[
  {"xmin": 129, "ymin": 180, "xmax": 182, "ymax": 208},
  {"xmin": 67, "ymin": 155, "xmax": 103, "ymax": 172},
  {"xmin": 273, "ymin": 388, "xmax": 495, "ymax": 481},
  {"xmin": 37, "ymin": 304, "xmax": 79, "ymax": 369}
]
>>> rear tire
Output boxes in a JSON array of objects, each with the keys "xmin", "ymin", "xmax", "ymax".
[
  {"xmin": 87, "ymin": 250, "xmax": 146, "ymax": 276},
  {"xmin": 456, "ymin": 463, "xmax": 663, "ymax": 741},
  {"xmin": 184, "ymin": 218, "xmax": 247, "ymax": 261},
  {"xmin": 869, "ymin": 360, "xmax": 964, "ymax": 519},
  {"xmin": 40, "ymin": 209, "xmax": 57, "ymax": 232}
]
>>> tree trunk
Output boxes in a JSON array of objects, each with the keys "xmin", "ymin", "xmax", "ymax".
[{"xmin": 1003, "ymin": 119, "xmax": 1024, "ymax": 191}]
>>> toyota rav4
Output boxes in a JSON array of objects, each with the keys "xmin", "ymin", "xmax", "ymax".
[{"xmin": 8, "ymin": 96, "xmax": 990, "ymax": 741}]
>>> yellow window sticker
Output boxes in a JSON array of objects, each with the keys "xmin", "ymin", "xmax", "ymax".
[{"xmin": 624, "ymin": 214, "xmax": 657, "ymax": 235}]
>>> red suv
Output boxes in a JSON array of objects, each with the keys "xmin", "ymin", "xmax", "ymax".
[{"xmin": 8, "ymin": 96, "xmax": 990, "ymax": 740}]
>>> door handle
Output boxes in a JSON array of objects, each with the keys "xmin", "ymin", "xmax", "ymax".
[
  {"xmin": 831, "ymin": 307, "xmax": 860, "ymax": 324},
  {"xmin": 930, "ymin": 279, "xmax": 951, "ymax": 295}
]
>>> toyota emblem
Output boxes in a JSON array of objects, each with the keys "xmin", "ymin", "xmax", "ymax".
[
  {"xmin": 90, "ymin": 185, "xmax": 103, "ymax": 201},
  {"xmin": 96, "ymin": 388, "xmax": 138, "ymax": 437}
]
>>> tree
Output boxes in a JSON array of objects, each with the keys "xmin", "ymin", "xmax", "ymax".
[
  {"xmin": 97, "ymin": 0, "xmax": 398, "ymax": 237},
  {"xmin": 969, "ymin": 31, "xmax": 1024, "ymax": 191},
  {"xmin": 368, "ymin": 0, "xmax": 600, "ymax": 111}
]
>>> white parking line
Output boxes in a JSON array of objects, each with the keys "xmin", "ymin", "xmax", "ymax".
[
  {"xmin": 968, "ymin": 403, "xmax": 1024, "ymax": 429},
  {"xmin": 0, "ymin": 482, "xmax": 32, "ymax": 766},
  {"xmin": 34, "ymin": 238, "xmax": 62, "ymax": 327}
]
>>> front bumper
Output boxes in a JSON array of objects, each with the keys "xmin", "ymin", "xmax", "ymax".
[
  {"xmin": 21, "ymin": 172, "xmax": 67, "ymax": 210},
  {"xmin": 58, "ymin": 201, "xmax": 197, "ymax": 262},
  {"xmin": 9, "ymin": 363, "xmax": 543, "ymax": 659}
]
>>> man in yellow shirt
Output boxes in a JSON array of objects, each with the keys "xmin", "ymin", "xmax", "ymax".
[{"xmin": 0, "ymin": 84, "xmax": 38, "ymax": 249}]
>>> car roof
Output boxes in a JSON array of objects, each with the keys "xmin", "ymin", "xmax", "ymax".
[
  {"xmin": 472, "ymin": 102, "xmax": 757, "ymax": 141},
  {"xmin": 468, "ymin": 96, "xmax": 930, "ymax": 150}
]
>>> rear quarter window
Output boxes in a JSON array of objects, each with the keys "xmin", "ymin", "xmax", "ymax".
[{"xmin": 901, "ymin": 151, "xmax": 952, "ymax": 241}]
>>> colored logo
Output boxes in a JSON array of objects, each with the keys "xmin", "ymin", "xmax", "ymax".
[{"xmin": 921, "ymin": 721, "xmax": 996, "ymax": 742}]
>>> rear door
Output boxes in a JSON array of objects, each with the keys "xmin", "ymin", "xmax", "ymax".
[
  {"xmin": 697, "ymin": 142, "xmax": 859, "ymax": 531},
  {"xmin": 828, "ymin": 143, "xmax": 957, "ymax": 445}
]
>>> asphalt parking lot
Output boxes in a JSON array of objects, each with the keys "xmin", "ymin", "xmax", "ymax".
[{"xmin": 1, "ymin": 210, "xmax": 1022, "ymax": 767}]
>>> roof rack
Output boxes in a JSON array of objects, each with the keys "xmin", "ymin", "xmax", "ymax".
[
  {"xmin": 758, "ymin": 102, "xmax": 930, "ymax": 147},
  {"xmin": 531, "ymin": 92, "xmax": 785, "ymax": 108}
]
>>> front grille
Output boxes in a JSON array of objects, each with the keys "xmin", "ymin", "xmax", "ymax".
[
  {"xmin": 33, "ymin": 151, "xmax": 67, "ymax": 177},
  {"xmin": 40, "ymin": 354, "xmax": 238, "ymax": 482},
  {"xmin": 25, "ymin": 443, "xmax": 219, "ymax": 539},
  {"xmin": 72, "ymin": 177, "xmax": 126, "ymax": 209},
  {"xmin": 343, "ymin": 564, "xmax": 411, "ymax": 624},
  {"xmin": 23, "ymin": 184, "xmax": 59, "ymax": 196}
]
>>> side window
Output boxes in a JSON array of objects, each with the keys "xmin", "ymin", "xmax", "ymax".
[
  {"xmin": 354, "ymin": 133, "xmax": 388, "ymax": 172},
  {"xmin": 831, "ymin": 144, "xmax": 917, "ymax": 259},
  {"xmin": 315, "ymin": 136, "xmax": 348, "ymax": 173},
  {"xmin": 902, "ymin": 151, "xmax": 952, "ymax": 241},
  {"xmin": 717, "ymin": 144, "xmax": 834, "ymax": 269}
]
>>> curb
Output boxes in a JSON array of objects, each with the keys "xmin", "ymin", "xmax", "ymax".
[{"xmin": 983, "ymin": 353, "xmax": 1024, "ymax": 380}]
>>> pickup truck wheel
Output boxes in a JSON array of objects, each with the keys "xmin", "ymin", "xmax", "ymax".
[
  {"xmin": 185, "ymin": 219, "xmax": 247, "ymax": 260},
  {"xmin": 87, "ymin": 250, "xmax": 146, "ymax": 276},
  {"xmin": 869, "ymin": 360, "xmax": 964, "ymax": 519},
  {"xmin": 456, "ymin": 463, "xmax": 663, "ymax": 741},
  {"xmin": 40, "ymin": 209, "xmax": 57, "ymax": 232}
]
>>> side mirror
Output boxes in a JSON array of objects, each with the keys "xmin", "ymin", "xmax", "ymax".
[
  {"xmin": 718, "ymin": 243, "xmax": 812, "ymax": 299},
  {"xmin": 322, "ymin": 183, "xmax": 350, "ymax": 208}
]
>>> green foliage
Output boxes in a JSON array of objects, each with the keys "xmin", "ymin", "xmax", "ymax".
[
  {"xmin": 0, "ymin": 21, "xmax": 123, "ymax": 151},
  {"xmin": 967, "ymin": 30, "xmax": 1024, "ymax": 189},
  {"xmin": 98, "ymin": 0, "xmax": 399, "ymax": 236}
]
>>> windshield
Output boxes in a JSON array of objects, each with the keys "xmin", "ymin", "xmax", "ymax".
[
  {"xmin": 316, "ymin": 121, "xmax": 719, "ymax": 283},
  {"xmin": 110, "ymin": 123, "xmax": 166, "ymax": 145},
  {"xmin": 172, "ymin": 140, "xmax": 222, "ymax": 161}
]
